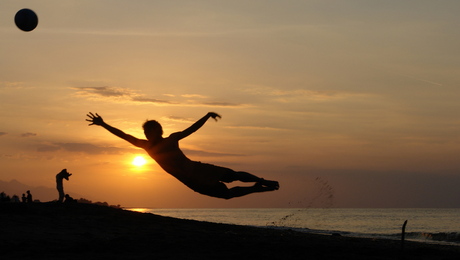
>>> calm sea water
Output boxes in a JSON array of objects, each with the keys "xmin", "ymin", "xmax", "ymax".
[{"xmin": 127, "ymin": 208, "xmax": 460, "ymax": 245}]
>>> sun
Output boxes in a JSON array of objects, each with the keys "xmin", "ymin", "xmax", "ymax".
[{"xmin": 132, "ymin": 155, "xmax": 147, "ymax": 167}]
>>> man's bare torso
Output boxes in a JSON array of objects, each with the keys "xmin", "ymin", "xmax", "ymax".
[{"xmin": 139, "ymin": 133, "xmax": 194, "ymax": 183}]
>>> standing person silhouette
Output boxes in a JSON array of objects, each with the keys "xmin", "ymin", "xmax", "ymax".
[
  {"xmin": 56, "ymin": 169, "xmax": 72, "ymax": 203},
  {"xmin": 26, "ymin": 190, "xmax": 33, "ymax": 203},
  {"xmin": 86, "ymin": 112, "xmax": 279, "ymax": 199}
]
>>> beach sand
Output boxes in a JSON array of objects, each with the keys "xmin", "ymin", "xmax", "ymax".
[{"xmin": 1, "ymin": 203, "xmax": 459, "ymax": 260}]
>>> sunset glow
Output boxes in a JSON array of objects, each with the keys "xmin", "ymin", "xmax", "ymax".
[
  {"xmin": 132, "ymin": 156, "xmax": 147, "ymax": 167},
  {"xmin": 1, "ymin": 1, "xmax": 460, "ymax": 208}
]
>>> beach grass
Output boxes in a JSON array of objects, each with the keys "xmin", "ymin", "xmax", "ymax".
[{"xmin": 1, "ymin": 202, "xmax": 459, "ymax": 259}]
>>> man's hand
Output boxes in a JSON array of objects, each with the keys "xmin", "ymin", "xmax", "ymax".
[
  {"xmin": 208, "ymin": 112, "xmax": 221, "ymax": 121},
  {"xmin": 86, "ymin": 112, "xmax": 104, "ymax": 126}
]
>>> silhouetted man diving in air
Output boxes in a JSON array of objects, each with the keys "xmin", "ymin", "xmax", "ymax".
[{"xmin": 86, "ymin": 112, "xmax": 279, "ymax": 199}]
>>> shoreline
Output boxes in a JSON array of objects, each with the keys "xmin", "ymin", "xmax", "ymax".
[
  {"xmin": 126, "ymin": 207, "xmax": 460, "ymax": 246},
  {"xmin": 1, "ymin": 203, "xmax": 460, "ymax": 259}
]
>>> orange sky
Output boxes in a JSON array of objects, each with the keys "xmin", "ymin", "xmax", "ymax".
[{"xmin": 1, "ymin": 1, "xmax": 460, "ymax": 208}]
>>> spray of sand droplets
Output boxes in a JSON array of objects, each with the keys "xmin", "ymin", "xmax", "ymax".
[{"xmin": 268, "ymin": 177, "xmax": 334, "ymax": 227}]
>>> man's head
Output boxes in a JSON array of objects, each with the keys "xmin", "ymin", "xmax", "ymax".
[{"xmin": 143, "ymin": 120, "xmax": 163, "ymax": 141}]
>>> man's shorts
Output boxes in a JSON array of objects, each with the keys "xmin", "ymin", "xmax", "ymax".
[
  {"xmin": 192, "ymin": 162, "xmax": 236, "ymax": 182},
  {"xmin": 183, "ymin": 162, "xmax": 236, "ymax": 198}
]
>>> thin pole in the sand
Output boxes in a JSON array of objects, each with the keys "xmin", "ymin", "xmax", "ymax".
[{"xmin": 401, "ymin": 220, "xmax": 408, "ymax": 251}]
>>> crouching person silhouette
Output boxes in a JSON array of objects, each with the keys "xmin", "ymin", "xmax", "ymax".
[{"xmin": 86, "ymin": 112, "xmax": 279, "ymax": 199}]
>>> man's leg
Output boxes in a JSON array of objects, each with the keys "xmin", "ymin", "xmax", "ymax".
[
  {"xmin": 198, "ymin": 163, "xmax": 280, "ymax": 191},
  {"xmin": 199, "ymin": 182, "xmax": 277, "ymax": 199},
  {"xmin": 227, "ymin": 171, "xmax": 279, "ymax": 190},
  {"xmin": 231, "ymin": 171, "xmax": 262, "ymax": 182},
  {"xmin": 57, "ymin": 185, "xmax": 64, "ymax": 203},
  {"xmin": 227, "ymin": 183, "xmax": 278, "ymax": 199}
]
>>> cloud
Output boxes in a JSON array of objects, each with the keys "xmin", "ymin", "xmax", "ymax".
[
  {"xmin": 0, "ymin": 132, "xmax": 7, "ymax": 137},
  {"xmin": 73, "ymin": 86, "xmax": 175, "ymax": 104},
  {"xmin": 273, "ymin": 89, "xmax": 350, "ymax": 101},
  {"xmin": 163, "ymin": 116, "xmax": 194, "ymax": 123},
  {"xmin": 225, "ymin": 125, "xmax": 287, "ymax": 131},
  {"xmin": 72, "ymin": 86, "xmax": 139, "ymax": 99},
  {"xmin": 21, "ymin": 133, "xmax": 37, "ymax": 138},
  {"xmin": 72, "ymin": 86, "xmax": 244, "ymax": 107},
  {"xmin": 397, "ymin": 73, "xmax": 443, "ymax": 87},
  {"xmin": 243, "ymin": 86, "xmax": 370, "ymax": 103},
  {"xmin": 33, "ymin": 141, "xmax": 240, "ymax": 159},
  {"xmin": 182, "ymin": 148, "xmax": 243, "ymax": 158},
  {"xmin": 36, "ymin": 144, "xmax": 61, "ymax": 152},
  {"xmin": 36, "ymin": 142, "xmax": 128, "ymax": 155},
  {"xmin": 131, "ymin": 97, "xmax": 176, "ymax": 105},
  {"xmin": 0, "ymin": 81, "xmax": 24, "ymax": 89},
  {"xmin": 202, "ymin": 101, "xmax": 242, "ymax": 107},
  {"xmin": 181, "ymin": 94, "xmax": 208, "ymax": 98}
]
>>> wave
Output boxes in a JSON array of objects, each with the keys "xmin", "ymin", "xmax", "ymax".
[
  {"xmin": 264, "ymin": 226, "xmax": 460, "ymax": 245},
  {"xmin": 379, "ymin": 232, "xmax": 460, "ymax": 244},
  {"xmin": 132, "ymin": 208, "xmax": 460, "ymax": 246},
  {"xmin": 408, "ymin": 232, "xmax": 460, "ymax": 243}
]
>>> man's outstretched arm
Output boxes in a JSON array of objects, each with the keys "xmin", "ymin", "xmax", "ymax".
[
  {"xmin": 86, "ymin": 112, "xmax": 145, "ymax": 147},
  {"xmin": 174, "ymin": 112, "xmax": 221, "ymax": 140}
]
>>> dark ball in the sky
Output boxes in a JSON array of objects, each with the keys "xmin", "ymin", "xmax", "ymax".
[{"xmin": 15, "ymin": 9, "xmax": 39, "ymax": 32}]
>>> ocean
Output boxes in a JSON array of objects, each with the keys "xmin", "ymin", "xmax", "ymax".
[{"xmin": 127, "ymin": 208, "xmax": 460, "ymax": 245}]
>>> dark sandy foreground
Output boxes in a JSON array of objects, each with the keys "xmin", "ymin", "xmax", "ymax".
[{"xmin": 1, "ymin": 203, "xmax": 459, "ymax": 260}]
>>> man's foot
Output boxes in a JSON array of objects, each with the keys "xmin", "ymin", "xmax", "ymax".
[{"xmin": 258, "ymin": 179, "xmax": 279, "ymax": 190}]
